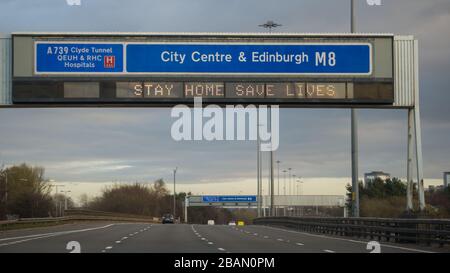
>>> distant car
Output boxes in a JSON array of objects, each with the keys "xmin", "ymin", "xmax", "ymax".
[
  {"xmin": 207, "ymin": 220, "xmax": 215, "ymax": 225},
  {"xmin": 162, "ymin": 214, "xmax": 174, "ymax": 224},
  {"xmin": 228, "ymin": 221, "xmax": 236, "ymax": 226}
]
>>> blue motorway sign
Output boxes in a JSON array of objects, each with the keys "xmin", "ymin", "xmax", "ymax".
[
  {"xmin": 202, "ymin": 196, "xmax": 257, "ymax": 203},
  {"xmin": 35, "ymin": 43, "xmax": 124, "ymax": 73},
  {"xmin": 35, "ymin": 42, "xmax": 371, "ymax": 75},
  {"xmin": 126, "ymin": 43, "xmax": 372, "ymax": 75}
]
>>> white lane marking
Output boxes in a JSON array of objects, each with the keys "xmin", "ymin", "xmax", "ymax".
[
  {"xmin": 0, "ymin": 224, "xmax": 115, "ymax": 247},
  {"xmin": 259, "ymin": 226, "xmax": 436, "ymax": 254},
  {"xmin": 105, "ymin": 246, "xmax": 113, "ymax": 250},
  {"xmin": 277, "ymin": 238, "xmax": 284, "ymax": 242},
  {"xmin": 264, "ymin": 236, "xmax": 269, "ymax": 239},
  {"xmin": 0, "ymin": 224, "xmax": 115, "ymax": 242},
  {"xmin": 218, "ymin": 248, "xmax": 226, "ymax": 251},
  {"xmin": 101, "ymin": 250, "xmax": 106, "ymax": 253},
  {"xmin": 296, "ymin": 243, "xmax": 304, "ymax": 246},
  {"xmin": 115, "ymin": 241, "xmax": 121, "ymax": 244},
  {"xmin": 122, "ymin": 237, "xmax": 128, "ymax": 240},
  {"xmin": 201, "ymin": 238, "xmax": 206, "ymax": 241},
  {"xmin": 253, "ymin": 233, "xmax": 258, "ymax": 236},
  {"xmin": 324, "ymin": 250, "xmax": 335, "ymax": 253},
  {"xmin": 208, "ymin": 242, "xmax": 214, "ymax": 245}
]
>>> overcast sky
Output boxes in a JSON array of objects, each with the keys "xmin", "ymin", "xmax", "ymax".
[{"xmin": 0, "ymin": 0, "xmax": 449, "ymax": 198}]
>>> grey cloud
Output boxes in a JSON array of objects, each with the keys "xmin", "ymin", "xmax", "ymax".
[{"xmin": 0, "ymin": 0, "xmax": 449, "ymax": 185}]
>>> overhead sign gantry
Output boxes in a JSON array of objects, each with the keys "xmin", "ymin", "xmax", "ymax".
[{"xmin": 11, "ymin": 33, "xmax": 393, "ymax": 106}]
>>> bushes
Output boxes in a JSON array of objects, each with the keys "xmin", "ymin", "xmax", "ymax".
[
  {"xmin": 360, "ymin": 196, "xmax": 408, "ymax": 218},
  {"xmin": 88, "ymin": 180, "xmax": 172, "ymax": 217}
]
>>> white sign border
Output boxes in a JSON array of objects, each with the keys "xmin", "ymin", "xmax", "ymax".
[{"xmin": 34, "ymin": 41, "xmax": 373, "ymax": 76}]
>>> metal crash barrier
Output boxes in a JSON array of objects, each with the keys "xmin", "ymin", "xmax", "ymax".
[{"xmin": 254, "ymin": 217, "xmax": 450, "ymax": 247}]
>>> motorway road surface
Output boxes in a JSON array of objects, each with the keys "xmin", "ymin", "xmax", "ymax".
[{"xmin": 0, "ymin": 222, "xmax": 443, "ymax": 253}]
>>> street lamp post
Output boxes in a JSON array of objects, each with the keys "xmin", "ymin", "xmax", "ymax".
[
  {"xmin": 282, "ymin": 170, "xmax": 287, "ymax": 216},
  {"xmin": 60, "ymin": 190, "xmax": 71, "ymax": 210},
  {"xmin": 350, "ymin": 0, "xmax": 360, "ymax": 218},
  {"xmin": 288, "ymin": 168, "xmax": 292, "ymax": 195},
  {"xmin": 256, "ymin": 118, "xmax": 263, "ymax": 217},
  {"xmin": 60, "ymin": 190, "xmax": 71, "ymax": 216},
  {"xmin": 173, "ymin": 167, "xmax": 178, "ymax": 220},
  {"xmin": 287, "ymin": 168, "xmax": 292, "ymax": 216},
  {"xmin": 259, "ymin": 21, "xmax": 281, "ymax": 218},
  {"xmin": 51, "ymin": 182, "xmax": 65, "ymax": 217},
  {"xmin": 296, "ymin": 179, "xmax": 304, "ymax": 216},
  {"xmin": 275, "ymin": 160, "xmax": 281, "ymax": 216},
  {"xmin": 292, "ymin": 174, "xmax": 296, "ymax": 194},
  {"xmin": 292, "ymin": 174, "xmax": 296, "ymax": 216},
  {"xmin": 276, "ymin": 161, "xmax": 281, "ymax": 196}
]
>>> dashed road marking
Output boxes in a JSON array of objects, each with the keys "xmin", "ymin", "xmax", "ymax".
[
  {"xmin": 105, "ymin": 246, "xmax": 113, "ymax": 250},
  {"xmin": 324, "ymin": 250, "xmax": 335, "ymax": 253},
  {"xmin": 218, "ymin": 248, "xmax": 226, "ymax": 251},
  {"xmin": 296, "ymin": 243, "xmax": 304, "ymax": 246},
  {"xmin": 260, "ymin": 225, "xmax": 436, "ymax": 254},
  {"xmin": 115, "ymin": 241, "xmax": 121, "ymax": 244}
]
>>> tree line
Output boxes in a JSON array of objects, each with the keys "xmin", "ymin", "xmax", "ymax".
[
  {"xmin": 346, "ymin": 177, "xmax": 450, "ymax": 218},
  {"xmin": 83, "ymin": 180, "xmax": 256, "ymax": 224},
  {"xmin": 0, "ymin": 164, "xmax": 255, "ymax": 223},
  {"xmin": 0, "ymin": 164, "xmax": 74, "ymax": 219}
]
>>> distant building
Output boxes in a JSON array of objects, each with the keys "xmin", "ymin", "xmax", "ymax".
[
  {"xmin": 444, "ymin": 172, "xmax": 450, "ymax": 188},
  {"xmin": 364, "ymin": 171, "xmax": 391, "ymax": 187}
]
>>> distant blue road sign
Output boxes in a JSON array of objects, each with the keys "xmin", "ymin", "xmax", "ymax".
[{"xmin": 202, "ymin": 196, "xmax": 257, "ymax": 203}]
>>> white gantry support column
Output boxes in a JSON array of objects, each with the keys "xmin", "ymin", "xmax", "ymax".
[
  {"xmin": 413, "ymin": 39, "xmax": 426, "ymax": 211},
  {"xmin": 406, "ymin": 108, "xmax": 414, "ymax": 211}
]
